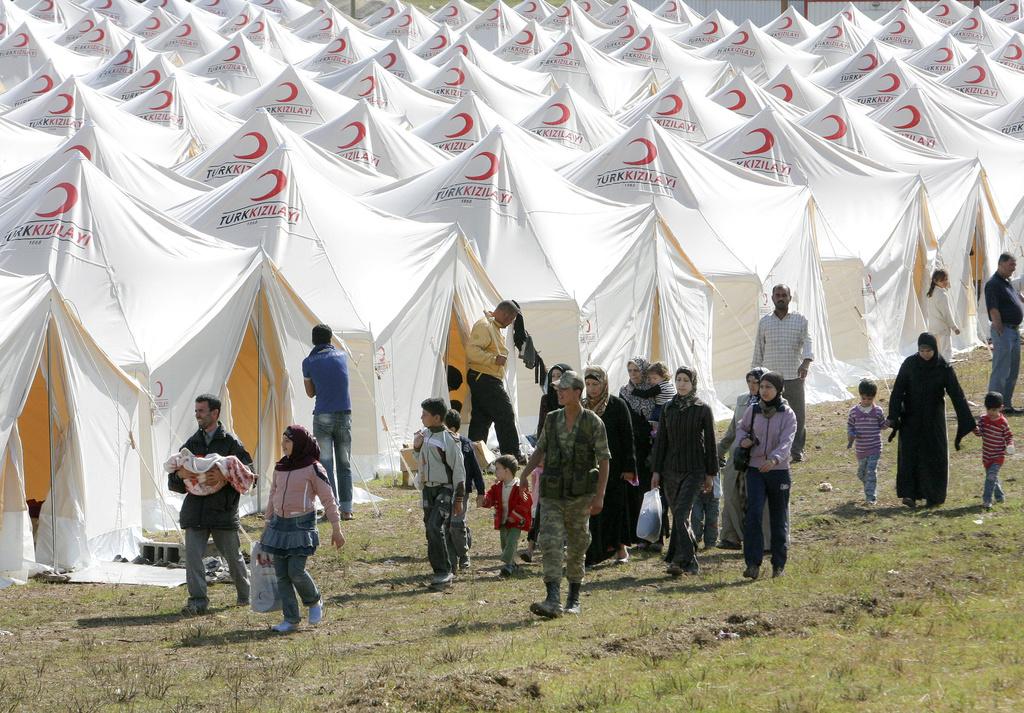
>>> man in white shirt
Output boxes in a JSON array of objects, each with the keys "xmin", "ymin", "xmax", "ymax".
[{"xmin": 751, "ymin": 285, "xmax": 813, "ymax": 462}]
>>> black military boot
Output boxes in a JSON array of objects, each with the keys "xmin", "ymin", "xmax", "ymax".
[
  {"xmin": 530, "ymin": 580, "xmax": 563, "ymax": 618},
  {"xmin": 564, "ymin": 582, "xmax": 582, "ymax": 615}
]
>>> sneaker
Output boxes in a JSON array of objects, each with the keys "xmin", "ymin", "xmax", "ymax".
[
  {"xmin": 519, "ymin": 550, "xmax": 533, "ymax": 563},
  {"xmin": 428, "ymin": 573, "xmax": 454, "ymax": 590},
  {"xmin": 863, "ymin": 499, "xmax": 877, "ymax": 507},
  {"xmin": 982, "ymin": 501, "xmax": 993, "ymax": 510},
  {"xmin": 717, "ymin": 540, "xmax": 742, "ymax": 551},
  {"xmin": 271, "ymin": 621, "xmax": 297, "ymax": 633},
  {"xmin": 742, "ymin": 565, "xmax": 760, "ymax": 580},
  {"xmin": 791, "ymin": 453, "xmax": 804, "ymax": 463},
  {"xmin": 180, "ymin": 604, "xmax": 208, "ymax": 616},
  {"xmin": 458, "ymin": 556, "xmax": 471, "ymax": 571},
  {"xmin": 308, "ymin": 600, "xmax": 324, "ymax": 625},
  {"xmin": 236, "ymin": 598, "xmax": 250, "ymax": 607},
  {"xmin": 772, "ymin": 566, "xmax": 785, "ymax": 578},
  {"xmin": 340, "ymin": 512, "xmax": 355, "ymax": 521},
  {"xmin": 499, "ymin": 564, "xmax": 515, "ymax": 577}
]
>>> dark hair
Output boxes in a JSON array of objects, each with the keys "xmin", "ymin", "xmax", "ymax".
[
  {"xmin": 927, "ymin": 269, "xmax": 948, "ymax": 298},
  {"xmin": 771, "ymin": 284, "xmax": 791, "ymax": 297},
  {"xmin": 443, "ymin": 408, "xmax": 461, "ymax": 430},
  {"xmin": 858, "ymin": 379, "xmax": 878, "ymax": 398},
  {"xmin": 421, "ymin": 397, "xmax": 447, "ymax": 418},
  {"xmin": 450, "ymin": 399, "xmax": 463, "ymax": 413},
  {"xmin": 493, "ymin": 454, "xmax": 519, "ymax": 475},
  {"xmin": 998, "ymin": 253, "xmax": 1015, "ymax": 265},
  {"xmin": 311, "ymin": 324, "xmax": 332, "ymax": 346},
  {"xmin": 496, "ymin": 300, "xmax": 520, "ymax": 315},
  {"xmin": 647, "ymin": 361, "xmax": 669, "ymax": 379},
  {"xmin": 195, "ymin": 393, "xmax": 221, "ymax": 414},
  {"xmin": 984, "ymin": 391, "xmax": 1004, "ymax": 409}
]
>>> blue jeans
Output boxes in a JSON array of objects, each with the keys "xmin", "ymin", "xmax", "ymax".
[
  {"xmin": 690, "ymin": 492, "xmax": 720, "ymax": 548},
  {"xmin": 988, "ymin": 325, "xmax": 1021, "ymax": 407},
  {"xmin": 273, "ymin": 554, "xmax": 320, "ymax": 624},
  {"xmin": 313, "ymin": 412, "xmax": 352, "ymax": 513},
  {"xmin": 743, "ymin": 469, "xmax": 790, "ymax": 570},
  {"xmin": 984, "ymin": 463, "xmax": 1006, "ymax": 505},
  {"xmin": 857, "ymin": 453, "xmax": 880, "ymax": 502}
]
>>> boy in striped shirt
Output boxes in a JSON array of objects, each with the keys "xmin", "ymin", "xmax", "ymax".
[
  {"xmin": 973, "ymin": 392, "xmax": 1013, "ymax": 510},
  {"xmin": 847, "ymin": 380, "xmax": 888, "ymax": 505}
]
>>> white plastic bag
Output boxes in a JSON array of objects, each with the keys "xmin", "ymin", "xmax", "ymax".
[
  {"xmin": 636, "ymin": 488, "xmax": 663, "ymax": 543},
  {"xmin": 249, "ymin": 542, "xmax": 280, "ymax": 613}
]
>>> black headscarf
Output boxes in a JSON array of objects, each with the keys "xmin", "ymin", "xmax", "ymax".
[
  {"xmin": 915, "ymin": 332, "xmax": 943, "ymax": 369},
  {"xmin": 759, "ymin": 371, "xmax": 786, "ymax": 414},
  {"xmin": 276, "ymin": 424, "xmax": 322, "ymax": 472},
  {"xmin": 745, "ymin": 366, "xmax": 769, "ymax": 407},
  {"xmin": 671, "ymin": 366, "xmax": 699, "ymax": 411},
  {"xmin": 541, "ymin": 362, "xmax": 572, "ymax": 411}
]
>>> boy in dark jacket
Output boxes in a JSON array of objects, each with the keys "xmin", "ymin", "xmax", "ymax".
[
  {"xmin": 444, "ymin": 409, "xmax": 486, "ymax": 570},
  {"xmin": 482, "ymin": 456, "xmax": 532, "ymax": 576},
  {"xmin": 168, "ymin": 394, "xmax": 253, "ymax": 615}
]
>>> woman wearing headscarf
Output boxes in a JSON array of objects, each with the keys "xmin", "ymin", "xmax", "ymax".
[
  {"xmin": 735, "ymin": 372, "xmax": 796, "ymax": 580},
  {"xmin": 925, "ymin": 269, "xmax": 961, "ymax": 363},
  {"xmin": 261, "ymin": 425, "xmax": 345, "ymax": 632},
  {"xmin": 650, "ymin": 366, "xmax": 718, "ymax": 577},
  {"xmin": 619, "ymin": 356, "xmax": 667, "ymax": 549},
  {"xmin": 522, "ymin": 363, "xmax": 572, "ymax": 563},
  {"xmin": 583, "ymin": 366, "xmax": 636, "ymax": 566},
  {"xmin": 888, "ymin": 333, "xmax": 975, "ymax": 508},
  {"xmin": 716, "ymin": 367, "xmax": 770, "ymax": 550}
]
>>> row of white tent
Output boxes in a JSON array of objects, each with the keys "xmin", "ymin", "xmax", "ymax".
[{"xmin": 2, "ymin": 0, "xmax": 1024, "ymax": 577}]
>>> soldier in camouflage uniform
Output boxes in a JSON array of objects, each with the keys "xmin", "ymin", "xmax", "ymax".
[{"xmin": 519, "ymin": 371, "xmax": 610, "ymax": 617}]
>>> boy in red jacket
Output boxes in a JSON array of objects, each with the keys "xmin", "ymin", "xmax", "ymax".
[{"xmin": 482, "ymin": 455, "xmax": 533, "ymax": 576}]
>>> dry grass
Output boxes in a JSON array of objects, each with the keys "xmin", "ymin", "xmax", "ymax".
[{"xmin": 2, "ymin": 348, "xmax": 1024, "ymax": 712}]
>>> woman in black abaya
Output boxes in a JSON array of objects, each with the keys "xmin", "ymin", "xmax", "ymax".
[{"xmin": 887, "ymin": 333, "xmax": 975, "ymax": 508}]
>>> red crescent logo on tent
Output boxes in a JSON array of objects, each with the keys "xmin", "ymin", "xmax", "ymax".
[
  {"xmin": 516, "ymin": 30, "xmax": 533, "ymax": 45},
  {"xmin": 617, "ymin": 6, "xmax": 629, "ymax": 17},
  {"xmin": 446, "ymin": 5, "xmax": 459, "ymax": 17},
  {"xmin": 558, "ymin": 6, "xmax": 569, "ymax": 17},
  {"xmin": 141, "ymin": 69, "xmax": 161, "ymax": 88},
  {"xmin": 665, "ymin": 1, "xmax": 677, "ymax": 12},
  {"xmin": 382, "ymin": 51, "xmax": 396, "ymax": 68},
  {"xmin": 843, "ymin": 10, "xmax": 852, "ymax": 20},
  {"xmin": 145, "ymin": 17, "xmax": 161, "ymax": 30},
  {"xmin": 277, "ymin": 81, "xmax": 299, "ymax": 102},
  {"xmin": 329, "ymin": 38, "xmax": 347, "ymax": 53},
  {"xmin": 234, "ymin": 14, "xmax": 248, "ymax": 27},
  {"xmin": 524, "ymin": 1, "xmax": 537, "ymax": 11},
  {"xmin": 1005, "ymin": 44, "xmax": 1024, "ymax": 61},
  {"xmin": 936, "ymin": 4, "xmax": 950, "ymax": 17},
  {"xmin": 320, "ymin": 17, "xmax": 333, "ymax": 30},
  {"xmin": 431, "ymin": 34, "xmax": 448, "ymax": 50},
  {"xmin": 260, "ymin": 0, "xmax": 274, "ymax": 6},
  {"xmin": 209, "ymin": 0, "xmax": 220, "ymax": 5},
  {"xmin": 252, "ymin": 20, "xmax": 265, "ymax": 33},
  {"xmin": 50, "ymin": 92, "xmax": 74, "ymax": 114},
  {"xmin": 337, "ymin": 121, "xmax": 366, "ymax": 149},
  {"xmin": 724, "ymin": 89, "xmax": 745, "ymax": 111},
  {"xmin": 177, "ymin": 23, "xmax": 192, "ymax": 37},
  {"xmin": 1009, "ymin": 3, "xmax": 1020, "ymax": 15},
  {"xmin": 622, "ymin": 137, "xmax": 657, "ymax": 165},
  {"xmin": 234, "ymin": 131, "xmax": 269, "ymax": 159},
  {"xmin": 40, "ymin": 0, "xmax": 53, "ymax": 11},
  {"xmin": 445, "ymin": 112, "xmax": 473, "ymax": 137},
  {"xmin": 879, "ymin": 72, "xmax": 901, "ymax": 93},
  {"xmin": 821, "ymin": 114, "xmax": 847, "ymax": 140},
  {"xmin": 634, "ymin": 36, "xmax": 652, "ymax": 51},
  {"xmin": 250, "ymin": 169, "xmax": 287, "ymax": 201},
  {"xmin": 703, "ymin": 20, "xmax": 718, "ymax": 35},
  {"xmin": 454, "ymin": 43, "xmax": 468, "ymax": 55},
  {"xmin": 487, "ymin": 8, "xmax": 500, "ymax": 20},
  {"xmin": 88, "ymin": 28, "xmax": 105, "ymax": 43},
  {"xmin": 779, "ymin": 16, "xmax": 792, "ymax": 29},
  {"xmin": 556, "ymin": 42, "xmax": 572, "ymax": 56},
  {"xmin": 742, "ymin": 128, "xmax": 775, "ymax": 155},
  {"xmin": 891, "ymin": 20, "xmax": 906, "ymax": 35},
  {"xmin": 965, "ymin": 65, "xmax": 986, "ymax": 83},
  {"xmin": 359, "ymin": 75, "xmax": 375, "ymax": 95},
  {"xmin": 155, "ymin": 381, "xmax": 164, "ymax": 398},
  {"xmin": 893, "ymin": 104, "xmax": 921, "ymax": 129},
  {"xmin": 444, "ymin": 67, "xmax": 465, "ymax": 85},
  {"xmin": 963, "ymin": 17, "xmax": 979, "ymax": 30},
  {"xmin": 772, "ymin": 83, "xmax": 794, "ymax": 102},
  {"xmin": 0, "ymin": 23, "xmax": 5, "ymax": 36},
  {"xmin": 543, "ymin": 102, "xmax": 570, "ymax": 125},
  {"xmin": 399, "ymin": 13, "xmax": 413, "ymax": 26},
  {"xmin": 464, "ymin": 151, "xmax": 499, "ymax": 180},
  {"xmin": 160, "ymin": 0, "xmax": 168, "ymax": 6},
  {"xmin": 35, "ymin": 183, "xmax": 78, "ymax": 218},
  {"xmin": 99, "ymin": 0, "xmax": 112, "ymax": 9},
  {"xmin": 223, "ymin": 44, "xmax": 241, "ymax": 61},
  {"xmin": 619, "ymin": 24, "xmax": 635, "ymax": 40},
  {"xmin": 859, "ymin": 52, "xmax": 878, "ymax": 71},
  {"xmin": 79, "ymin": 19, "xmax": 94, "ymax": 33},
  {"xmin": 383, "ymin": 6, "xmax": 395, "ymax": 18},
  {"xmin": 13, "ymin": 32, "xmax": 29, "ymax": 47},
  {"xmin": 64, "ymin": 144, "xmax": 92, "ymax": 159},
  {"xmin": 733, "ymin": 30, "xmax": 749, "ymax": 45},
  {"xmin": 113, "ymin": 49, "xmax": 133, "ymax": 65},
  {"xmin": 581, "ymin": 1, "xmax": 591, "ymax": 11},
  {"xmin": 149, "ymin": 90, "xmax": 173, "ymax": 110},
  {"xmin": 33, "ymin": 74, "xmax": 54, "ymax": 93},
  {"xmin": 827, "ymin": 25, "xmax": 842, "ymax": 39},
  {"xmin": 936, "ymin": 47, "xmax": 954, "ymax": 63},
  {"xmin": 656, "ymin": 93, "xmax": 683, "ymax": 116}
]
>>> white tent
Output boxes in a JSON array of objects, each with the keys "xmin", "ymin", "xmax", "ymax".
[
  {"xmin": 592, "ymin": 18, "xmax": 643, "ymax": 54},
  {"xmin": 365, "ymin": 125, "xmax": 726, "ymax": 417},
  {"xmin": 839, "ymin": 57, "xmax": 993, "ymax": 119},
  {"xmin": 411, "ymin": 91, "xmax": 579, "ymax": 167},
  {"xmin": 305, "ymin": 99, "xmax": 451, "ymax": 179},
  {"xmin": 53, "ymin": 11, "xmax": 107, "ymax": 47},
  {"xmin": 651, "ymin": 0, "xmax": 702, "ymax": 27},
  {"xmin": 827, "ymin": 4, "xmax": 883, "ymax": 36},
  {"xmin": 948, "ymin": 6, "xmax": 1013, "ymax": 54},
  {"xmin": 145, "ymin": 12, "xmax": 227, "ymax": 64},
  {"xmin": 329, "ymin": 39, "xmax": 440, "ymax": 83},
  {"xmin": 80, "ymin": 38, "xmax": 166, "ymax": 89},
  {"xmin": 0, "ymin": 23, "xmax": 101, "ymax": 91},
  {"xmin": 23, "ymin": 0, "xmax": 87, "ymax": 29},
  {"xmin": 876, "ymin": 0, "xmax": 944, "ymax": 33},
  {"xmin": 797, "ymin": 14, "xmax": 874, "ymax": 68},
  {"xmin": 431, "ymin": 0, "xmax": 482, "ymax": 30},
  {"xmin": 874, "ymin": 12, "xmax": 943, "ymax": 52},
  {"xmin": 761, "ymin": 5, "xmax": 818, "ymax": 46},
  {"xmin": 0, "ymin": 59, "xmax": 66, "ymax": 110},
  {"xmin": 300, "ymin": 27, "xmax": 389, "ymax": 73},
  {"xmin": 610, "ymin": 24, "xmax": 733, "ymax": 91},
  {"xmin": 674, "ymin": 10, "xmax": 736, "ymax": 48},
  {"xmin": 223, "ymin": 65, "xmax": 356, "ymax": 131},
  {"xmin": 709, "ymin": 71, "xmax": 806, "ymax": 120},
  {"xmin": 174, "ymin": 109, "xmax": 390, "ymax": 192},
  {"xmin": 762, "ymin": 66, "xmax": 838, "ymax": 114},
  {"xmin": 293, "ymin": 7, "xmax": 376, "ymax": 44},
  {"xmin": 428, "ymin": 34, "xmax": 556, "ymax": 96},
  {"xmin": 980, "ymin": 94, "xmax": 1024, "ymax": 138},
  {"xmin": 370, "ymin": 5, "xmax": 439, "ymax": 49},
  {"xmin": 700, "ymin": 20, "xmax": 824, "ymax": 82},
  {"xmin": 412, "ymin": 23, "xmax": 464, "ymax": 62},
  {"xmin": 517, "ymin": 84, "xmax": 626, "ymax": 152},
  {"xmin": 420, "ymin": 52, "xmax": 549, "ymax": 119},
  {"xmin": 492, "ymin": 20, "xmax": 556, "ymax": 63},
  {"xmin": 461, "ymin": 0, "xmax": 529, "ymax": 51},
  {"xmin": 363, "ymin": 0, "xmax": 407, "ymax": 29},
  {"xmin": 64, "ymin": 18, "xmax": 134, "ymax": 60},
  {"xmin": 85, "ymin": 0, "xmax": 150, "ymax": 28},
  {"xmin": 597, "ymin": 0, "xmax": 679, "ymax": 33},
  {"xmin": 616, "ymin": 76, "xmax": 743, "ymax": 144},
  {"xmin": 939, "ymin": 50, "xmax": 1024, "ymax": 108},
  {"xmin": 141, "ymin": 0, "xmax": 222, "ymax": 28},
  {"xmin": 182, "ymin": 34, "xmax": 298, "ymax": 96},
  {"xmin": 927, "ymin": 0, "xmax": 972, "ymax": 28},
  {"xmin": 513, "ymin": 0, "xmax": 555, "ymax": 23},
  {"xmin": 905, "ymin": 32, "xmax": 974, "ymax": 75},
  {"xmin": 0, "ymin": 122, "xmax": 210, "ymax": 209},
  {"xmin": 191, "ymin": 0, "xmax": 248, "ymax": 20},
  {"xmin": 810, "ymin": 39, "xmax": 908, "ymax": 93},
  {"xmin": 322, "ymin": 58, "xmax": 454, "ymax": 127},
  {"xmin": 238, "ymin": 11, "xmax": 321, "ymax": 65},
  {"xmin": 539, "ymin": 1, "xmax": 612, "ymax": 44},
  {"xmin": 989, "ymin": 32, "xmax": 1024, "ymax": 75},
  {"xmin": 989, "ymin": 0, "xmax": 1024, "ymax": 23},
  {"xmin": 0, "ymin": 114, "xmax": 61, "ymax": 174},
  {"xmin": 101, "ymin": 53, "xmax": 184, "ymax": 102}
]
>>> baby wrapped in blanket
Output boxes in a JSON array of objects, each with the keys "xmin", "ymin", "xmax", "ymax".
[{"xmin": 164, "ymin": 448, "xmax": 256, "ymax": 496}]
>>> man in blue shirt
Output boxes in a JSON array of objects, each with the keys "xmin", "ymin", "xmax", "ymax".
[
  {"xmin": 302, "ymin": 324, "xmax": 354, "ymax": 518},
  {"xmin": 984, "ymin": 254, "xmax": 1024, "ymax": 413}
]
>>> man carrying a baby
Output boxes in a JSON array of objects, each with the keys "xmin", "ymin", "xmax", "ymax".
[{"xmin": 169, "ymin": 393, "xmax": 254, "ymax": 615}]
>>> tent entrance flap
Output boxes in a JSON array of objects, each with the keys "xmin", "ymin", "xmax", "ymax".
[
  {"xmin": 225, "ymin": 322, "xmax": 270, "ymax": 463},
  {"xmin": 18, "ymin": 366, "xmax": 51, "ymax": 506},
  {"xmin": 446, "ymin": 307, "xmax": 470, "ymax": 414}
]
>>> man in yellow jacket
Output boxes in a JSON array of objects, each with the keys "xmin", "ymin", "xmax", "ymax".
[{"xmin": 467, "ymin": 301, "xmax": 523, "ymax": 461}]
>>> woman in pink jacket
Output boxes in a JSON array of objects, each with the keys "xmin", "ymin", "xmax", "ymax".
[{"xmin": 261, "ymin": 425, "xmax": 345, "ymax": 632}]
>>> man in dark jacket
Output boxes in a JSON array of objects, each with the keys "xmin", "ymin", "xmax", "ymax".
[{"xmin": 168, "ymin": 394, "xmax": 253, "ymax": 615}]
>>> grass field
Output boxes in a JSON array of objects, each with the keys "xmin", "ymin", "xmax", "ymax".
[{"xmin": 1, "ymin": 348, "xmax": 1023, "ymax": 712}]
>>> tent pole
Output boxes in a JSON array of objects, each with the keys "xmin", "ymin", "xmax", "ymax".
[
  {"xmin": 256, "ymin": 283, "xmax": 263, "ymax": 508},
  {"xmin": 45, "ymin": 321, "xmax": 57, "ymax": 571}
]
